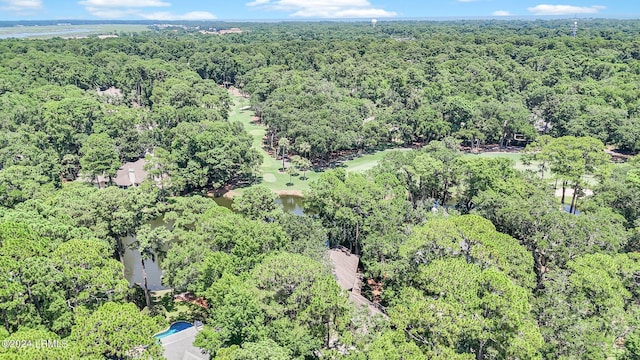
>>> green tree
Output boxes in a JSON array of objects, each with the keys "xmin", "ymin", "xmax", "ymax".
[
  {"xmin": 215, "ymin": 339, "xmax": 292, "ymax": 360},
  {"xmin": 232, "ymin": 185, "xmax": 278, "ymax": 221},
  {"xmin": 170, "ymin": 121, "xmax": 261, "ymax": 191},
  {"xmin": 276, "ymin": 213, "xmax": 328, "ymax": 262},
  {"xmin": 0, "ymin": 165, "xmax": 54, "ymax": 207},
  {"xmin": 591, "ymin": 157, "xmax": 640, "ymax": 230},
  {"xmin": 307, "ymin": 170, "xmax": 407, "ymax": 254},
  {"xmin": 60, "ymin": 154, "xmax": 80, "ymax": 180},
  {"xmin": 79, "ymin": 133, "xmax": 120, "ymax": 188},
  {"xmin": 0, "ymin": 328, "xmax": 76, "ymax": 360},
  {"xmin": 391, "ymin": 259, "xmax": 542, "ymax": 359},
  {"xmin": 293, "ymin": 156, "xmax": 312, "ymax": 180},
  {"xmin": 522, "ymin": 134, "xmax": 553, "ymax": 180},
  {"xmin": 399, "ymin": 215, "xmax": 536, "ymax": 290},
  {"xmin": 253, "ymin": 253, "xmax": 350, "ymax": 354},
  {"xmin": 131, "ymin": 223, "xmax": 172, "ymax": 309},
  {"xmin": 536, "ymin": 253, "xmax": 640, "ymax": 358},
  {"xmin": 144, "ymin": 147, "xmax": 176, "ymax": 201},
  {"xmin": 70, "ymin": 302, "xmax": 165, "ymax": 360},
  {"xmin": 0, "ymin": 222, "xmax": 49, "ymax": 333},
  {"xmin": 615, "ymin": 117, "xmax": 640, "ymax": 152},
  {"xmin": 475, "ymin": 177, "xmax": 628, "ymax": 287},
  {"xmin": 297, "ymin": 141, "xmax": 311, "ymax": 159},
  {"xmin": 457, "ymin": 157, "xmax": 516, "ymax": 213},
  {"xmin": 52, "ymin": 239, "xmax": 129, "ymax": 311},
  {"xmin": 285, "ymin": 163, "xmax": 297, "ymax": 185},
  {"xmin": 278, "ymin": 137, "xmax": 290, "ymax": 172},
  {"xmin": 537, "ymin": 136, "xmax": 609, "ymax": 212},
  {"xmin": 196, "ymin": 274, "xmax": 266, "ymax": 356}
]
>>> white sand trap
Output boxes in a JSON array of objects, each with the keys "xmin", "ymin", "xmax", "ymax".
[
  {"xmin": 554, "ymin": 187, "xmax": 593, "ymax": 197},
  {"xmin": 263, "ymin": 173, "xmax": 277, "ymax": 182}
]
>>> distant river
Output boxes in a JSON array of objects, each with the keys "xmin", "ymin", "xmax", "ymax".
[{"xmin": 0, "ymin": 28, "xmax": 90, "ymax": 39}]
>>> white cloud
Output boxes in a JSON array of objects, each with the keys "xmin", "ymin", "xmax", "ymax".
[
  {"xmin": 247, "ymin": 0, "xmax": 397, "ymax": 18},
  {"xmin": 492, "ymin": 10, "xmax": 512, "ymax": 16},
  {"xmin": 140, "ymin": 11, "xmax": 217, "ymax": 20},
  {"xmin": 79, "ymin": 0, "xmax": 170, "ymax": 8},
  {"xmin": 1, "ymin": 0, "xmax": 42, "ymax": 12},
  {"xmin": 527, "ymin": 4, "xmax": 606, "ymax": 15},
  {"xmin": 247, "ymin": 0, "xmax": 269, "ymax": 6},
  {"xmin": 79, "ymin": 0, "xmax": 216, "ymax": 19},
  {"xmin": 84, "ymin": 6, "xmax": 138, "ymax": 18},
  {"xmin": 457, "ymin": 0, "xmax": 478, "ymax": 2}
]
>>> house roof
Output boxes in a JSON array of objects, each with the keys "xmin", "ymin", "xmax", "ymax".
[
  {"xmin": 329, "ymin": 248, "xmax": 359, "ymax": 292},
  {"xmin": 160, "ymin": 327, "xmax": 208, "ymax": 360},
  {"xmin": 96, "ymin": 158, "xmax": 148, "ymax": 187},
  {"xmin": 328, "ymin": 248, "xmax": 385, "ymax": 316}
]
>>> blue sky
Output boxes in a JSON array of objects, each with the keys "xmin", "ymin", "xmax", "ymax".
[{"xmin": 0, "ymin": 0, "xmax": 637, "ymax": 21}]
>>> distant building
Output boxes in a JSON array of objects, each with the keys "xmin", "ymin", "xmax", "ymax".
[
  {"xmin": 218, "ymin": 28, "xmax": 243, "ymax": 35},
  {"xmin": 96, "ymin": 86, "xmax": 124, "ymax": 104},
  {"xmin": 200, "ymin": 28, "xmax": 244, "ymax": 35}
]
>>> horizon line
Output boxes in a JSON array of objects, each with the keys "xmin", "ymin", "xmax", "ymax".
[{"xmin": 1, "ymin": 15, "xmax": 640, "ymax": 23}]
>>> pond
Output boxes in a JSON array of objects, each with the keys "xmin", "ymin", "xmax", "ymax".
[
  {"xmin": 122, "ymin": 195, "xmax": 306, "ymax": 290},
  {"xmin": 276, "ymin": 195, "xmax": 305, "ymax": 216},
  {"xmin": 562, "ymin": 204, "xmax": 581, "ymax": 215},
  {"xmin": 122, "ymin": 216, "xmax": 168, "ymax": 291},
  {"xmin": 212, "ymin": 194, "xmax": 305, "ymax": 216}
]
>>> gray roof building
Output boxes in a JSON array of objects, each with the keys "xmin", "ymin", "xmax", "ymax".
[
  {"xmin": 329, "ymin": 248, "xmax": 385, "ymax": 316},
  {"xmin": 160, "ymin": 327, "xmax": 208, "ymax": 360},
  {"xmin": 96, "ymin": 158, "xmax": 148, "ymax": 187}
]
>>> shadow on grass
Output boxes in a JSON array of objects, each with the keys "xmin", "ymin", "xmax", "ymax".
[{"xmin": 155, "ymin": 293, "xmax": 176, "ymax": 312}]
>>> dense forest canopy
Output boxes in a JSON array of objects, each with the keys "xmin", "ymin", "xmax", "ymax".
[{"xmin": 0, "ymin": 19, "xmax": 639, "ymax": 359}]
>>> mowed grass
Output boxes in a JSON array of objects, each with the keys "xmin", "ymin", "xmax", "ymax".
[
  {"xmin": 229, "ymin": 95, "xmax": 606, "ymax": 194},
  {"xmin": 462, "ymin": 151, "xmax": 606, "ymax": 187},
  {"xmin": 0, "ymin": 24, "xmax": 149, "ymax": 39},
  {"xmin": 462, "ymin": 151, "xmax": 523, "ymax": 163},
  {"xmin": 229, "ymin": 96, "xmax": 412, "ymax": 193},
  {"xmin": 462, "ymin": 151, "xmax": 538, "ymax": 173}
]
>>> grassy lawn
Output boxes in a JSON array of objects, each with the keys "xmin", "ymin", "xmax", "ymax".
[
  {"xmin": 229, "ymin": 96, "xmax": 411, "ymax": 194},
  {"xmin": 0, "ymin": 24, "xmax": 149, "ymax": 39},
  {"xmin": 229, "ymin": 95, "xmax": 609, "ymax": 195},
  {"xmin": 462, "ymin": 151, "xmax": 532, "ymax": 170},
  {"xmin": 151, "ymin": 289, "xmax": 204, "ymax": 323}
]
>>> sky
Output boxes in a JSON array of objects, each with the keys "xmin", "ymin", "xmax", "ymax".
[{"xmin": 0, "ymin": 0, "xmax": 638, "ymax": 21}]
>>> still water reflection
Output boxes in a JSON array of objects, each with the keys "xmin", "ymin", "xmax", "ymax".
[
  {"xmin": 122, "ymin": 217, "xmax": 168, "ymax": 290},
  {"xmin": 212, "ymin": 195, "xmax": 305, "ymax": 216},
  {"xmin": 123, "ymin": 195, "xmax": 305, "ymax": 289}
]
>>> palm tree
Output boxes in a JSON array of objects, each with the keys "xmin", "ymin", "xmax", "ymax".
[
  {"xmin": 297, "ymin": 141, "xmax": 311, "ymax": 159},
  {"xmin": 278, "ymin": 137, "xmax": 290, "ymax": 171},
  {"xmin": 286, "ymin": 164, "xmax": 296, "ymax": 186},
  {"xmin": 297, "ymin": 157, "xmax": 312, "ymax": 180}
]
